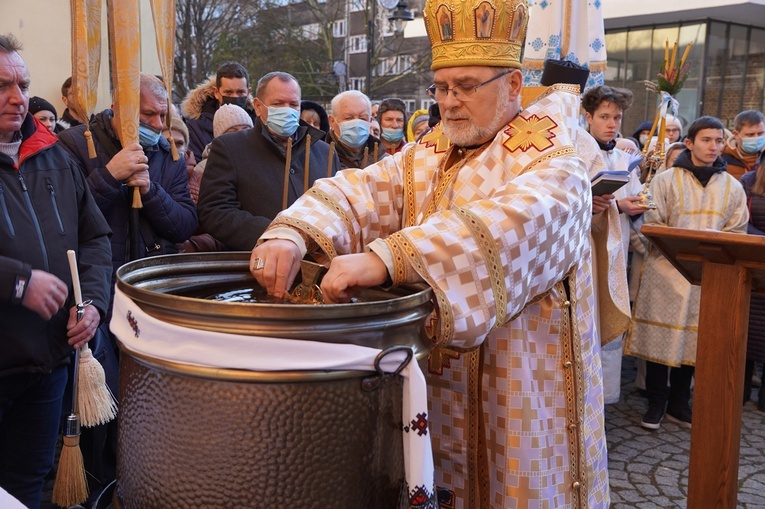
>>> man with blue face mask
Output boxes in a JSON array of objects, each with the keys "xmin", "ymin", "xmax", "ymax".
[
  {"xmin": 377, "ymin": 97, "xmax": 408, "ymax": 155},
  {"xmin": 58, "ymin": 72, "xmax": 198, "ymax": 277},
  {"xmin": 326, "ymin": 90, "xmax": 386, "ymax": 169},
  {"xmin": 722, "ymin": 109, "xmax": 765, "ymax": 180},
  {"xmin": 197, "ymin": 71, "xmax": 341, "ymax": 250}
]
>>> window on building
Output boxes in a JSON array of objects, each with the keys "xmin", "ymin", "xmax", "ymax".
[
  {"xmin": 350, "ymin": 77, "xmax": 366, "ymax": 90},
  {"xmin": 420, "ymin": 99, "xmax": 435, "ymax": 111},
  {"xmin": 381, "ymin": 19, "xmax": 394, "ymax": 37},
  {"xmin": 404, "ymin": 100, "xmax": 416, "ymax": 112},
  {"xmin": 333, "ymin": 19, "xmax": 347, "ymax": 38},
  {"xmin": 348, "ymin": 35, "xmax": 367, "ymax": 54},
  {"xmin": 302, "ymin": 23, "xmax": 320, "ymax": 40},
  {"xmin": 604, "ymin": 23, "xmax": 706, "ymax": 135},
  {"xmin": 745, "ymin": 27, "xmax": 765, "ymax": 113},
  {"xmin": 377, "ymin": 55, "xmax": 415, "ymax": 75},
  {"xmin": 349, "ymin": 0, "xmax": 365, "ymax": 13}
]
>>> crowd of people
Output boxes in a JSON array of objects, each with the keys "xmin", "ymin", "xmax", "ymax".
[{"xmin": 1, "ymin": 0, "xmax": 765, "ymax": 503}]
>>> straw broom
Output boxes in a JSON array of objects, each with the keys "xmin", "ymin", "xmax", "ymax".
[
  {"xmin": 67, "ymin": 250, "xmax": 118, "ymax": 427},
  {"xmin": 51, "ymin": 251, "xmax": 93, "ymax": 506},
  {"xmin": 51, "ymin": 350, "xmax": 89, "ymax": 507}
]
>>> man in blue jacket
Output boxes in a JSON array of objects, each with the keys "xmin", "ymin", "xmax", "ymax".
[
  {"xmin": 0, "ymin": 34, "xmax": 113, "ymax": 509},
  {"xmin": 58, "ymin": 73, "xmax": 197, "ymax": 278}
]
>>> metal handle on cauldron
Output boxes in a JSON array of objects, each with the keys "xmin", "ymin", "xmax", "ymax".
[{"xmin": 361, "ymin": 345, "xmax": 413, "ymax": 392}]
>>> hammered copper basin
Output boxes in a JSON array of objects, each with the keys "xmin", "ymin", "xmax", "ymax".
[{"xmin": 113, "ymin": 252, "xmax": 433, "ymax": 509}]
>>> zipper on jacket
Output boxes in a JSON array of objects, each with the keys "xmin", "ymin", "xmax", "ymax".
[
  {"xmin": 18, "ymin": 173, "xmax": 50, "ymax": 272},
  {"xmin": 46, "ymin": 179, "xmax": 66, "ymax": 235},
  {"xmin": 0, "ymin": 185, "xmax": 16, "ymax": 238}
]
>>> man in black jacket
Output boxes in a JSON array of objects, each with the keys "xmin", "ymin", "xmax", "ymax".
[
  {"xmin": 0, "ymin": 34, "xmax": 112, "ymax": 509},
  {"xmin": 198, "ymin": 71, "xmax": 340, "ymax": 251},
  {"xmin": 181, "ymin": 61, "xmax": 258, "ymax": 162}
]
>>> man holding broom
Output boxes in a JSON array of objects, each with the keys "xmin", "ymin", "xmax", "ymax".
[{"xmin": 0, "ymin": 34, "xmax": 112, "ymax": 508}]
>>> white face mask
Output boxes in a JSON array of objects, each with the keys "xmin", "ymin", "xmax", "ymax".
[{"xmin": 639, "ymin": 134, "xmax": 648, "ymax": 147}]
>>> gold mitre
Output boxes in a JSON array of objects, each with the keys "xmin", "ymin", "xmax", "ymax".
[{"xmin": 424, "ymin": 0, "xmax": 529, "ymax": 70}]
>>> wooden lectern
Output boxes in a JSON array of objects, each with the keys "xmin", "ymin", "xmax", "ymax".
[{"xmin": 640, "ymin": 224, "xmax": 765, "ymax": 509}]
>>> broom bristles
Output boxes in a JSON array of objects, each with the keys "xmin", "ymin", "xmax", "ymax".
[
  {"xmin": 78, "ymin": 346, "xmax": 118, "ymax": 427},
  {"xmin": 51, "ymin": 435, "xmax": 89, "ymax": 507}
]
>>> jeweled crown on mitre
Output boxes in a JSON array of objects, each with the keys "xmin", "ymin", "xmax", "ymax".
[{"xmin": 424, "ymin": 0, "xmax": 528, "ymax": 70}]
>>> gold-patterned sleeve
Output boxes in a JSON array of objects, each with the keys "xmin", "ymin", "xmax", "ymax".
[{"xmin": 263, "ymin": 151, "xmax": 409, "ymax": 259}]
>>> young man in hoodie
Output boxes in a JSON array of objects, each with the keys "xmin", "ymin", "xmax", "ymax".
[
  {"xmin": 181, "ymin": 61, "xmax": 258, "ymax": 162},
  {"xmin": 721, "ymin": 109, "xmax": 765, "ymax": 180},
  {"xmin": 626, "ymin": 116, "xmax": 749, "ymax": 430}
]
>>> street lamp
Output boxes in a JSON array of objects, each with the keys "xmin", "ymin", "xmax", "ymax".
[
  {"xmin": 389, "ymin": 2, "xmax": 415, "ymax": 34},
  {"xmin": 365, "ymin": 0, "xmax": 414, "ymax": 97}
]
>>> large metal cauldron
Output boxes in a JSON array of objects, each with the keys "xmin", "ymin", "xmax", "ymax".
[{"xmin": 113, "ymin": 252, "xmax": 433, "ymax": 509}]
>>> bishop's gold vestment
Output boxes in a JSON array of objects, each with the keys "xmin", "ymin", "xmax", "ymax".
[{"xmin": 262, "ymin": 88, "xmax": 610, "ymax": 508}]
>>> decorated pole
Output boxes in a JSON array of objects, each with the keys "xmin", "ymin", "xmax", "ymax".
[
  {"xmin": 150, "ymin": 0, "xmax": 179, "ymax": 161},
  {"xmin": 107, "ymin": 0, "xmax": 143, "ymax": 260},
  {"xmin": 69, "ymin": 0, "xmax": 102, "ymax": 158},
  {"xmin": 637, "ymin": 40, "xmax": 692, "ymax": 209},
  {"xmin": 326, "ymin": 141, "xmax": 335, "ymax": 178}
]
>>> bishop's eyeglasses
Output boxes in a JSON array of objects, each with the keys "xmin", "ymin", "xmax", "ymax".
[{"xmin": 426, "ymin": 69, "xmax": 512, "ymax": 101}]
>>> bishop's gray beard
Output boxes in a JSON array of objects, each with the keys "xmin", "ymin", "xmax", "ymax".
[{"xmin": 441, "ymin": 86, "xmax": 512, "ymax": 147}]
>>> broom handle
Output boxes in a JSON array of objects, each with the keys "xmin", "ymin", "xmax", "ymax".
[
  {"xmin": 71, "ymin": 342, "xmax": 82, "ymax": 416},
  {"xmin": 67, "ymin": 250, "xmax": 83, "ymax": 306},
  {"xmin": 67, "ymin": 250, "xmax": 85, "ymax": 415}
]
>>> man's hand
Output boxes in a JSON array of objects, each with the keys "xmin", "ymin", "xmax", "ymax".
[
  {"xmin": 617, "ymin": 196, "xmax": 646, "ymax": 216},
  {"xmin": 592, "ymin": 193, "xmax": 614, "ymax": 214},
  {"xmin": 124, "ymin": 168, "xmax": 151, "ymax": 195},
  {"xmin": 321, "ymin": 252, "xmax": 388, "ymax": 304},
  {"xmin": 250, "ymin": 240, "xmax": 303, "ymax": 299},
  {"xmin": 67, "ymin": 304, "xmax": 100, "ymax": 350},
  {"xmin": 21, "ymin": 269, "xmax": 68, "ymax": 320},
  {"xmin": 105, "ymin": 142, "xmax": 149, "ymax": 186}
]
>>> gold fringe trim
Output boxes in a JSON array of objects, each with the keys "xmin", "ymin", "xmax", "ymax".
[
  {"xmin": 403, "ymin": 146, "xmax": 418, "ymax": 228},
  {"xmin": 268, "ymin": 216, "xmax": 338, "ymax": 260},
  {"xmin": 305, "ymin": 187, "xmax": 360, "ymax": 251}
]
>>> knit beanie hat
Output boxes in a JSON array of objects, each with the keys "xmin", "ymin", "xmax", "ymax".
[
  {"xmin": 213, "ymin": 104, "xmax": 253, "ymax": 138},
  {"xmin": 168, "ymin": 113, "xmax": 189, "ymax": 147},
  {"xmin": 28, "ymin": 96, "xmax": 58, "ymax": 119}
]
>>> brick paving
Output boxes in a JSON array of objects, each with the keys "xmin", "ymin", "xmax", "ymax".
[{"xmin": 606, "ymin": 357, "xmax": 765, "ymax": 508}]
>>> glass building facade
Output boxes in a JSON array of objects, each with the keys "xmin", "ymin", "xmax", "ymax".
[{"xmin": 605, "ymin": 21, "xmax": 765, "ymax": 138}]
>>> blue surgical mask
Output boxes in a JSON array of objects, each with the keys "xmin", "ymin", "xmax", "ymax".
[
  {"xmin": 138, "ymin": 122, "xmax": 162, "ymax": 148},
  {"xmin": 338, "ymin": 119, "xmax": 370, "ymax": 148},
  {"xmin": 266, "ymin": 106, "xmax": 300, "ymax": 137},
  {"xmin": 741, "ymin": 135, "xmax": 765, "ymax": 154},
  {"xmin": 381, "ymin": 127, "xmax": 404, "ymax": 143}
]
